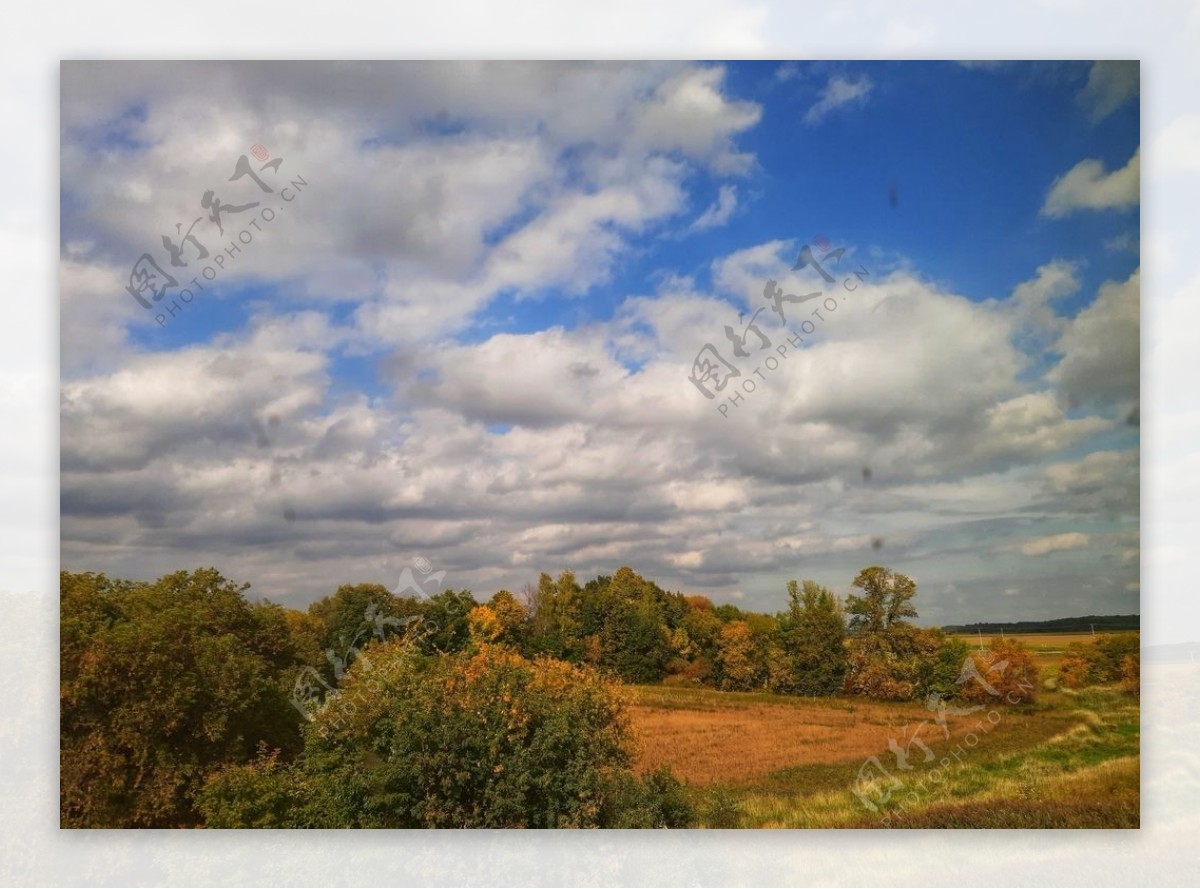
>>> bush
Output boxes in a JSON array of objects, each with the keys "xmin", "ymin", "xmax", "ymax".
[
  {"xmin": 959, "ymin": 637, "xmax": 1038, "ymax": 705},
  {"xmin": 1058, "ymin": 633, "xmax": 1140, "ymax": 690},
  {"xmin": 700, "ymin": 785, "xmax": 743, "ymax": 828},
  {"xmin": 60, "ymin": 569, "xmax": 306, "ymax": 828},
  {"xmin": 597, "ymin": 767, "xmax": 695, "ymax": 828},
  {"xmin": 206, "ymin": 640, "xmax": 688, "ymax": 828},
  {"xmin": 1120, "ymin": 653, "xmax": 1140, "ymax": 696},
  {"xmin": 198, "ymin": 748, "xmax": 311, "ymax": 828},
  {"xmin": 920, "ymin": 633, "xmax": 971, "ymax": 700}
]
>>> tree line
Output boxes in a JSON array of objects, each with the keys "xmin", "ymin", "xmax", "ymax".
[{"xmin": 60, "ymin": 564, "xmax": 1040, "ymax": 828}]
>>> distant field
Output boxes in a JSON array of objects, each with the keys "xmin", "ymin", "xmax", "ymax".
[
  {"xmin": 627, "ymin": 677, "xmax": 1139, "ymax": 828},
  {"xmin": 952, "ymin": 632, "xmax": 1102, "ymax": 670}
]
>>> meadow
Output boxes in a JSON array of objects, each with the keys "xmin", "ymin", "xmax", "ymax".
[{"xmin": 627, "ymin": 634, "xmax": 1140, "ymax": 828}]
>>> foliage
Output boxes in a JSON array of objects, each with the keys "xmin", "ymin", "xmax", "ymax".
[
  {"xmin": 844, "ymin": 566, "xmax": 918, "ymax": 635},
  {"xmin": 918, "ymin": 631, "xmax": 971, "ymax": 700},
  {"xmin": 60, "ymin": 569, "xmax": 307, "ymax": 828},
  {"xmin": 959, "ymin": 637, "xmax": 1038, "ymax": 705},
  {"xmin": 197, "ymin": 747, "xmax": 312, "ymax": 828},
  {"xmin": 67, "ymin": 560, "xmax": 1099, "ymax": 830},
  {"xmin": 781, "ymin": 580, "xmax": 848, "ymax": 696},
  {"xmin": 596, "ymin": 767, "xmax": 695, "ymax": 828},
  {"xmin": 306, "ymin": 582, "xmax": 424, "ymax": 681},
  {"xmin": 700, "ymin": 785, "xmax": 744, "ymax": 828},
  {"xmin": 1120, "ymin": 654, "xmax": 1140, "ymax": 696},
  {"xmin": 289, "ymin": 641, "xmax": 680, "ymax": 828},
  {"xmin": 1059, "ymin": 633, "xmax": 1140, "ymax": 691},
  {"xmin": 716, "ymin": 620, "xmax": 760, "ymax": 690}
]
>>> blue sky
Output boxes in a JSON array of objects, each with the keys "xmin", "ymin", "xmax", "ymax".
[{"xmin": 60, "ymin": 61, "xmax": 1140, "ymax": 624}]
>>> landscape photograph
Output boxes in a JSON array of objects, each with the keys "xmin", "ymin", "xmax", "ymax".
[{"xmin": 59, "ymin": 60, "xmax": 1141, "ymax": 829}]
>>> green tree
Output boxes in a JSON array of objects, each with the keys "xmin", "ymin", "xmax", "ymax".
[
  {"xmin": 487, "ymin": 589, "xmax": 529, "ymax": 648},
  {"xmin": 418, "ymin": 588, "xmax": 478, "ymax": 654},
  {"xmin": 526, "ymin": 571, "xmax": 585, "ymax": 661},
  {"xmin": 842, "ymin": 567, "xmax": 931, "ymax": 701},
  {"xmin": 60, "ymin": 569, "xmax": 305, "ymax": 827},
  {"xmin": 201, "ymin": 640, "xmax": 693, "ymax": 828},
  {"xmin": 918, "ymin": 630, "xmax": 971, "ymax": 700},
  {"xmin": 307, "ymin": 582, "xmax": 418, "ymax": 681},
  {"xmin": 716, "ymin": 620, "xmax": 759, "ymax": 690},
  {"xmin": 783, "ymin": 579, "xmax": 848, "ymax": 696},
  {"xmin": 1058, "ymin": 633, "xmax": 1140, "ymax": 690},
  {"xmin": 845, "ymin": 566, "xmax": 917, "ymax": 634}
]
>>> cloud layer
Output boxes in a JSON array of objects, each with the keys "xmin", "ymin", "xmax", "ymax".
[{"xmin": 59, "ymin": 62, "xmax": 1140, "ymax": 625}]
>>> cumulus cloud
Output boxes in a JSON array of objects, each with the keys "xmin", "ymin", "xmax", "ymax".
[
  {"xmin": 60, "ymin": 62, "xmax": 762, "ymax": 353},
  {"xmin": 1078, "ymin": 61, "xmax": 1139, "ymax": 123},
  {"xmin": 803, "ymin": 75, "xmax": 872, "ymax": 126},
  {"xmin": 1047, "ymin": 268, "xmax": 1140, "ymax": 409},
  {"xmin": 1041, "ymin": 147, "xmax": 1140, "ymax": 217},
  {"xmin": 689, "ymin": 184, "xmax": 738, "ymax": 232},
  {"xmin": 58, "ymin": 62, "xmax": 1138, "ymax": 621},
  {"xmin": 1020, "ymin": 532, "xmax": 1090, "ymax": 556}
]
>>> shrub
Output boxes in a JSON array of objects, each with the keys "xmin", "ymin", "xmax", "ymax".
[
  {"xmin": 1057, "ymin": 633, "xmax": 1140, "ymax": 690},
  {"xmin": 60, "ymin": 569, "xmax": 305, "ymax": 828},
  {"xmin": 198, "ymin": 748, "xmax": 311, "ymax": 828},
  {"xmin": 1059, "ymin": 644, "xmax": 1093, "ymax": 689},
  {"xmin": 700, "ymin": 785, "xmax": 743, "ymax": 828},
  {"xmin": 959, "ymin": 637, "xmax": 1038, "ymax": 705},
  {"xmin": 209, "ymin": 640, "xmax": 688, "ymax": 828},
  {"xmin": 597, "ymin": 767, "xmax": 695, "ymax": 828},
  {"xmin": 1120, "ymin": 653, "xmax": 1140, "ymax": 696}
]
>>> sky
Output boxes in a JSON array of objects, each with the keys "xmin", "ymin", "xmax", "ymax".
[{"xmin": 59, "ymin": 60, "xmax": 1141, "ymax": 625}]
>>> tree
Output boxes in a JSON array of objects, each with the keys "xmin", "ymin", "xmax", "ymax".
[
  {"xmin": 842, "ymin": 567, "xmax": 929, "ymax": 700},
  {"xmin": 201, "ymin": 640, "xmax": 693, "ymax": 827},
  {"xmin": 1058, "ymin": 633, "xmax": 1140, "ymax": 690},
  {"xmin": 959, "ymin": 637, "xmax": 1038, "ymax": 705},
  {"xmin": 782, "ymin": 579, "xmax": 848, "ymax": 696},
  {"xmin": 716, "ymin": 620, "xmax": 759, "ymax": 690},
  {"xmin": 60, "ymin": 569, "xmax": 306, "ymax": 827},
  {"xmin": 526, "ymin": 571, "xmax": 584, "ymax": 661},
  {"xmin": 307, "ymin": 582, "xmax": 421, "ymax": 682},
  {"xmin": 487, "ymin": 589, "xmax": 529, "ymax": 648},
  {"xmin": 917, "ymin": 630, "xmax": 971, "ymax": 700},
  {"xmin": 845, "ymin": 566, "xmax": 917, "ymax": 635}
]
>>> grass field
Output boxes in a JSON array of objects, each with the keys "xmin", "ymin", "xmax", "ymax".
[
  {"xmin": 626, "ymin": 642, "xmax": 1139, "ymax": 828},
  {"xmin": 953, "ymin": 632, "xmax": 1100, "ymax": 673}
]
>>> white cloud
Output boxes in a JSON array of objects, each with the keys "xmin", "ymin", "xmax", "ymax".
[
  {"xmin": 1048, "ymin": 268, "xmax": 1140, "ymax": 408},
  {"xmin": 631, "ymin": 65, "xmax": 762, "ymax": 173},
  {"xmin": 803, "ymin": 75, "xmax": 872, "ymax": 126},
  {"xmin": 1004, "ymin": 260, "xmax": 1081, "ymax": 342},
  {"xmin": 57, "ymin": 63, "xmax": 1139, "ymax": 621},
  {"xmin": 775, "ymin": 62, "xmax": 801, "ymax": 82},
  {"xmin": 689, "ymin": 184, "xmax": 738, "ymax": 232},
  {"xmin": 1078, "ymin": 60, "xmax": 1139, "ymax": 122},
  {"xmin": 1041, "ymin": 147, "xmax": 1140, "ymax": 217},
  {"xmin": 60, "ymin": 62, "xmax": 763, "ymax": 353},
  {"xmin": 1020, "ymin": 532, "xmax": 1090, "ymax": 556}
]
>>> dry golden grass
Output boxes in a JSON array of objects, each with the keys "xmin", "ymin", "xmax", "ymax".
[
  {"xmin": 954, "ymin": 633, "xmax": 1100, "ymax": 648},
  {"xmin": 624, "ymin": 675, "xmax": 1140, "ymax": 827},
  {"xmin": 626, "ymin": 685, "xmax": 1063, "ymax": 787},
  {"xmin": 955, "ymin": 632, "xmax": 1102, "ymax": 673}
]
